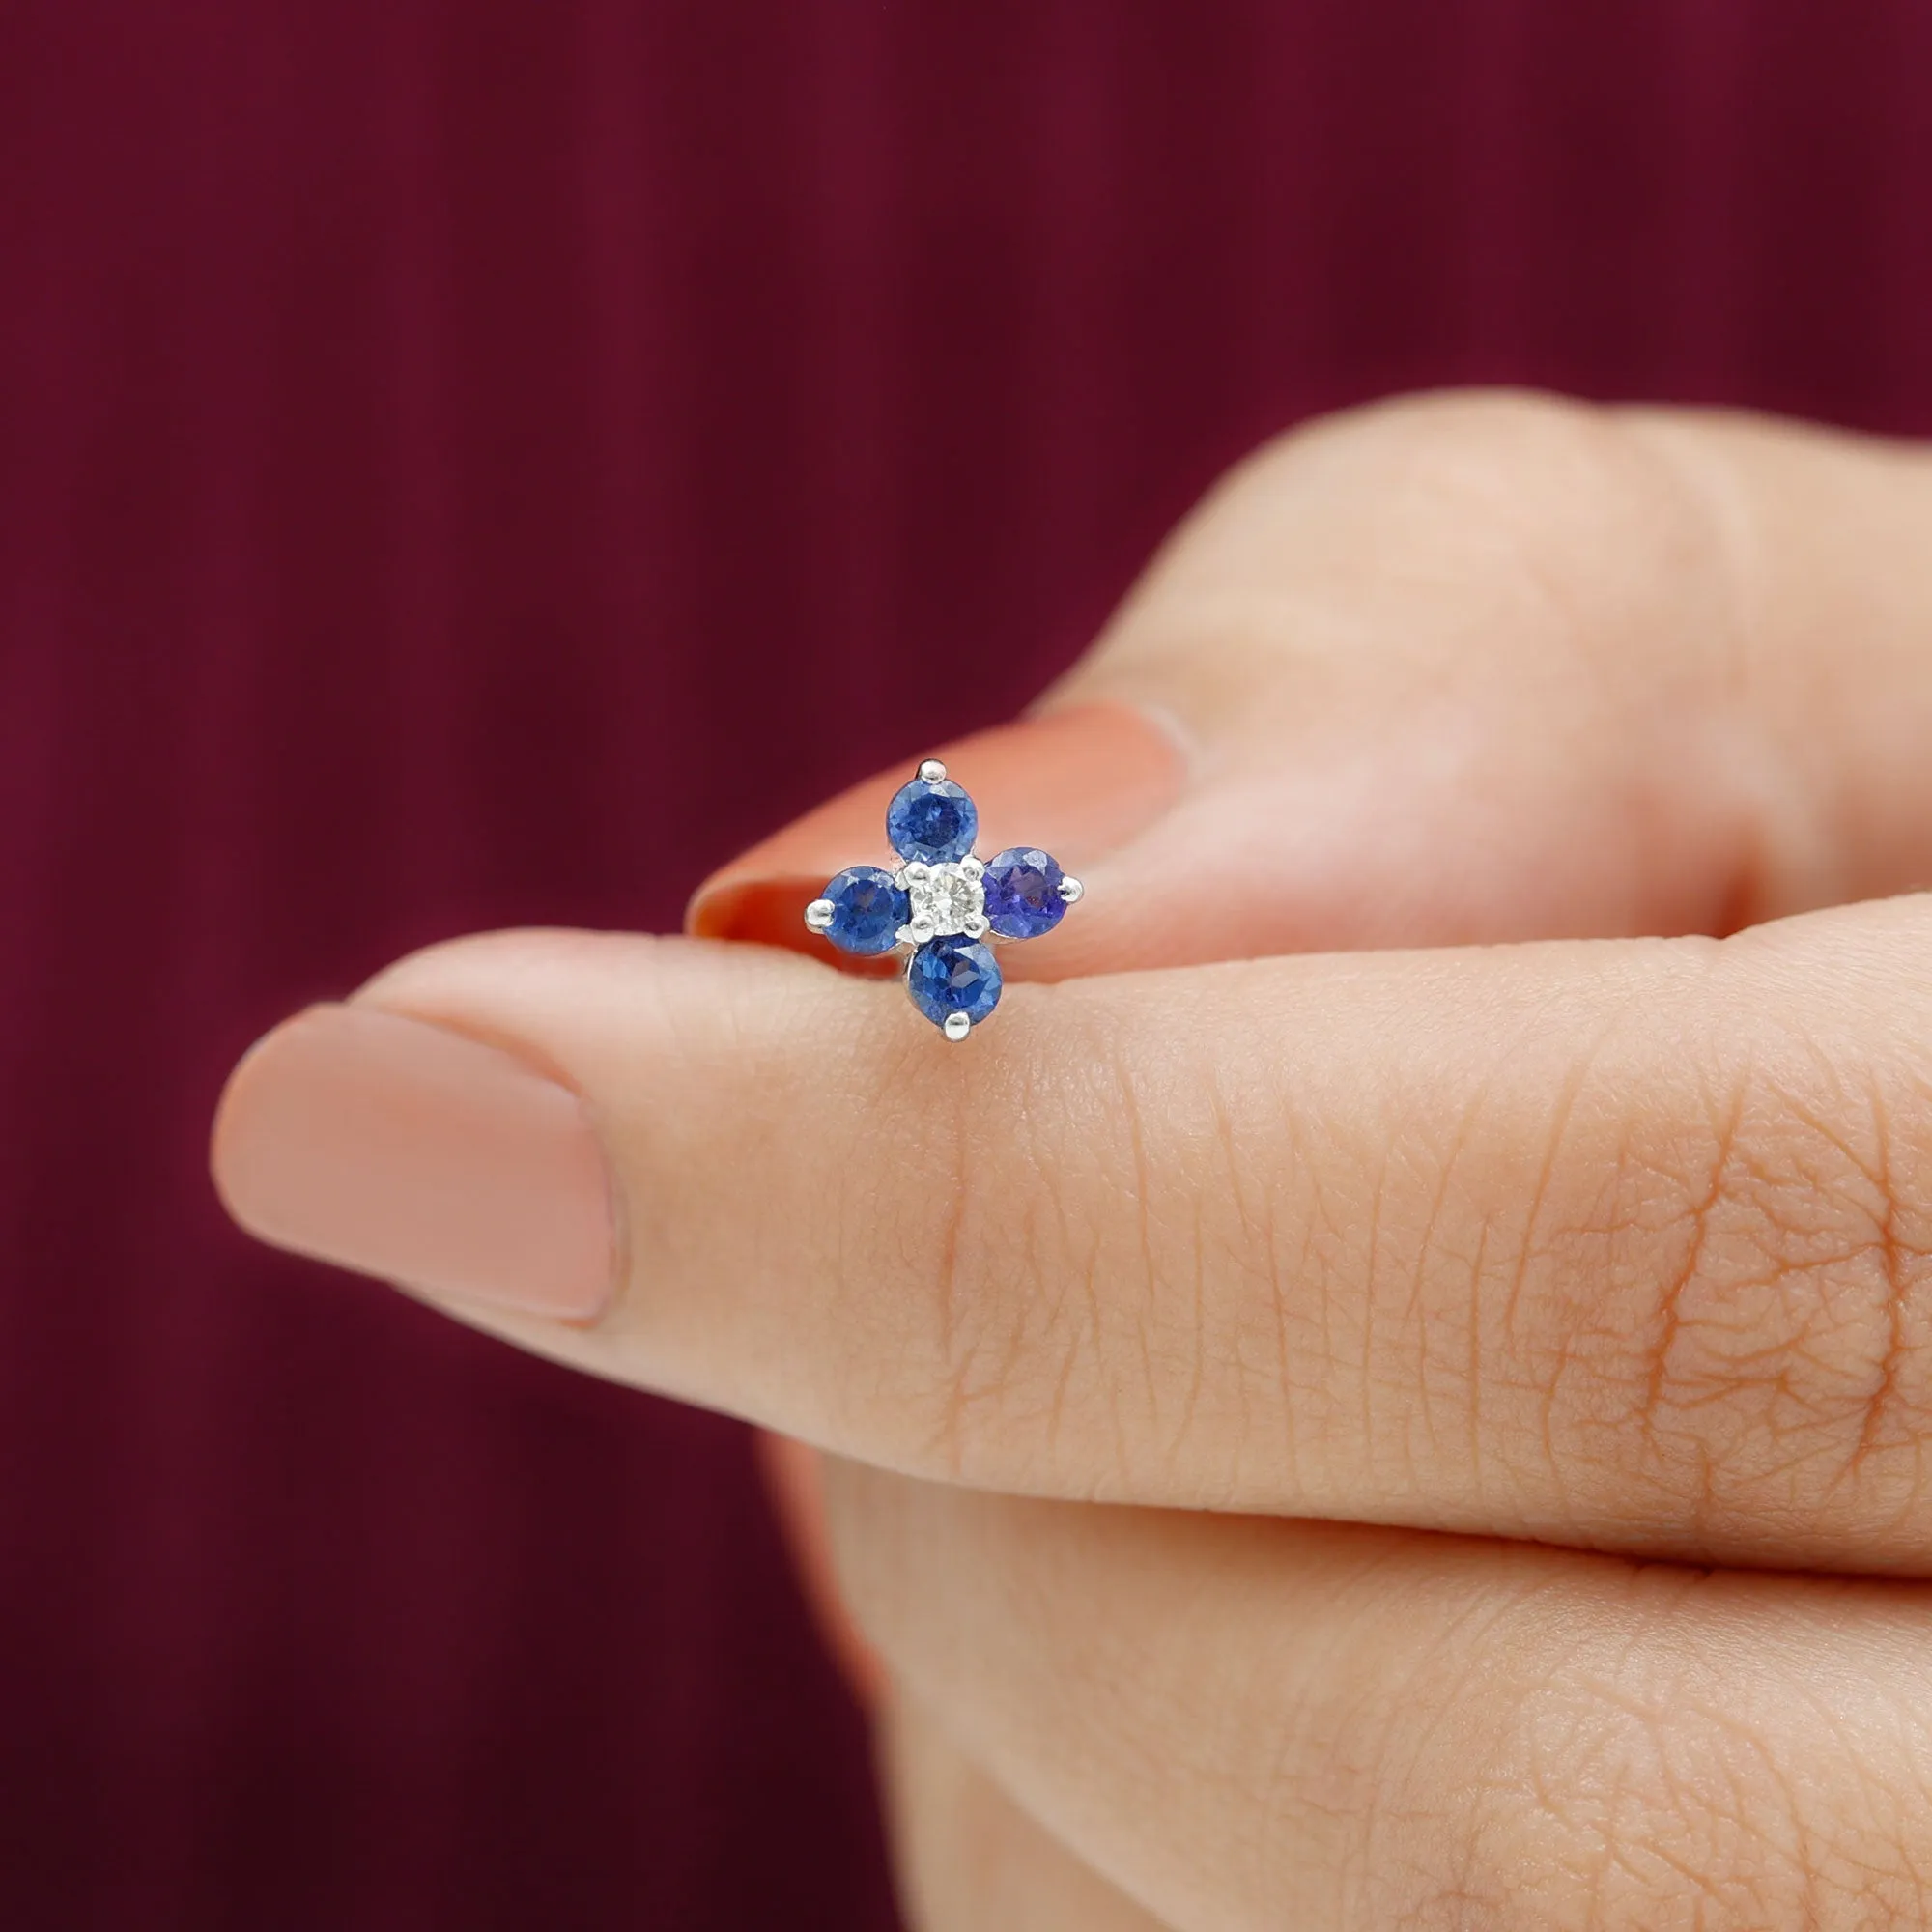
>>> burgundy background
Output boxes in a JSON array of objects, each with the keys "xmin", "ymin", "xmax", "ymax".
[{"xmin": 2, "ymin": 3, "xmax": 1929, "ymax": 1926}]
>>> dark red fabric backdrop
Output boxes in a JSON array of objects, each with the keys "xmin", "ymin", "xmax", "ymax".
[{"xmin": 2, "ymin": 3, "xmax": 1929, "ymax": 1926}]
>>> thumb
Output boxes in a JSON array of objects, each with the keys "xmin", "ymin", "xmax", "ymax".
[{"xmin": 689, "ymin": 388, "xmax": 1932, "ymax": 975}]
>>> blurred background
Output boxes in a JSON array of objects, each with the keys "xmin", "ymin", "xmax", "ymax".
[{"xmin": 2, "ymin": 2, "xmax": 1929, "ymax": 1926}]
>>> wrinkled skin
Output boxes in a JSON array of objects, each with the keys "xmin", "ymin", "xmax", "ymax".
[{"xmin": 229, "ymin": 393, "xmax": 1932, "ymax": 1927}]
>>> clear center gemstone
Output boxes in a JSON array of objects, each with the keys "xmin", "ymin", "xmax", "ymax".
[{"xmin": 905, "ymin": 861, "xmax": 984, "ymax": 938}]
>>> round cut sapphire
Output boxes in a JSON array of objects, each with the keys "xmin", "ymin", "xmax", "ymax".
[
  {"xmin": 905, "ymin": 936, "xmax": 1002, "ymax": 1029},
  {"xmin": 820, "ymin": 866, "xmax": 909, "ymax": 954},
  {"xmin": 982, "ymin": 847, "xmax": 1066, "ymax": 938},
  {"xmin": 886, "ymin": 778, "xmax": 978, "ymax": 865}
]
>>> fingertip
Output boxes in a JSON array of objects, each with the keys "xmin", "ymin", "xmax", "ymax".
[
  {"xmin": 683, "ymin": 703, "xmax": 1183, "ymax": 954},
  {"xmin": 209, "ymin": 1003, "xmax": 329, "ymax": 1237},
  {"xmin": 209, "ymin": 999, "xmax": 615, "ymax": 1321}
]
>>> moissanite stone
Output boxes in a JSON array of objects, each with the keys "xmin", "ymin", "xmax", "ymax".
[
  {"xmin": 905, "ymin": 935, "xmax": 1002, "ymax": 1030},
  {"xmin": 904, "ymin": 859, "xmax": 985, "ymax": 939},
  {"xmin": 886, "ymin": 776, "xmax": 978, "ymax": 864},
  {"xmin": 982, "ymin": 847, "xmax": 1066, "ymax": 938},
  {"xmin": 819, "ymin": 866, "xmax": 909, "ymax": 954}
]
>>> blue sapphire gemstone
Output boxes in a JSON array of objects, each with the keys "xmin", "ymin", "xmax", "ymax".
[
  {"xmin": 819, "ymin": 866, "xmax": 908, "ymax": 954},
  {"xmin": 982, "ymin": 847, "xmax": 1066, "ymax": 938},
  {"xmin": 886, "ymin": 777, "xmax": 978, "ymax": 865},
  {"xmin": 905, "ymin": 935, "xmax": 1002, "ymax": 1029}
]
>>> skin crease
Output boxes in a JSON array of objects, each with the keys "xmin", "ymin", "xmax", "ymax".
[{"xmin": 225, "ymin": 393, "xmax": 1932, "ymax": 1927}]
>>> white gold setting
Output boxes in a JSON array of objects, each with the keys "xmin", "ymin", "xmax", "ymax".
[
  {"xmin": 896, "ymin": 858, "xmax": 986, "ymax": 944},
  {"xmin": 803, "ymin": 756, "xmax": 1084, "ymax": 1039}
]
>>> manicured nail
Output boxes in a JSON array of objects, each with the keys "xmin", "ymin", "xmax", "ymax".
[
  {"xmin": 212, "ymin": 1004, "xmax": 614, "ymax": 1319},
  {"xmin": 686, "ymin": 701, "xmax": 1186, "ymax": 954}
]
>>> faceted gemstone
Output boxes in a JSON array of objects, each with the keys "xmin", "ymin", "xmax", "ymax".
[
  {"xmin": 981, "ymin": 847, "xmax": 1066, "ymax": 938},
  {"xmin": 886, "ymin": 777, "xmax": 978, "ymax": 864},
  {"xmin": 905, "ymin": 936, "xmax": 1002, "ymax": 1029},
  {"xmin": 820, "ymin": 866, "xmax": 909, "ymax": 954},
  {"xmin": 905, "ymin": 860, "xmax": 984, "ymax": 937}
]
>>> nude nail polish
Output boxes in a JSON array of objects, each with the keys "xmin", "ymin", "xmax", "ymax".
[{"xmin": 212, "ymin": 1004, "xmax": 614, "ymax": 1319}]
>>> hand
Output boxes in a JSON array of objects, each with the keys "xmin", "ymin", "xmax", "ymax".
[{"xmin": 214, "ymin": 393, "xmax": 1932, "ymax": 1928}]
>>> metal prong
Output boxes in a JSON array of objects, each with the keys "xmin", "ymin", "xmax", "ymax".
[
  {"xmin": 805, "ymin": 898, "xmax": 835, "ymax": 932},
  {"xmin": 1057, "ymin": 874, "xmax": 1085, "ymax": 904},
  {"xmin": 942, "ymin": 1010, "xmax": 972, "ymax": 1041},
  {"xmin": 918, "ymin": 758, "xmax": 948, "ymax": 783},
  {"xmin": 958, "ymin": 854, "xmax": 984, "ymax": 881},
  {"xmin": 899, "ymin": 919, "xmax": 935, "ymax": 946},
  {"xmin": 902, "ymin": 862, "xmax": 931, "ymax": 883},
  {"xmin": 962, "ymin": 912, "xmax": 988, "ymax": 939}
]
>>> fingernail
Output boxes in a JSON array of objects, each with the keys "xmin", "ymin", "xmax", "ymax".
[
  {"xmin": 212, "ymin": 1004, "xmax": 614, "ymax": 1320},
  {"xmin": 687, "ymin": 701, "xmax": 1186, "ymax": 952}
]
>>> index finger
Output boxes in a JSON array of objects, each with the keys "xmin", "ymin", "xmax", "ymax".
[{"xmin": 216, "ymin": 893, "xmax": 1932, "ymax": 1575}]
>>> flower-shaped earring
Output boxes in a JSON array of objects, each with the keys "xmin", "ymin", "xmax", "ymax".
[{"xmin": 804, "ymin": 758, "xmax": 1083, "ymax": 1040}]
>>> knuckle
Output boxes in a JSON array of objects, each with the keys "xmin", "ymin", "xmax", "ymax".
[
  {"xmin": 1244, "ymin": 386, "xmax": 1687, "ymax": 568},
  {"xmin": 1380, "ymin": 1586, "xmax": 1932, "ymax": 1929},
  {"xmin": 1646, "ymin": 1074, "xmax": 1932, "ymax": 1522},
  {"xmin": 1579, "ymin": 1036, "xmax": 1932, "ymax": 1545},
  {"xmin": 1179, "ymin": 387, "xmax": 1743, "ymax": 757},
  {"xmin": 1449, "ymin": 1678, "xmax": 1812, "ymax": 1927}
]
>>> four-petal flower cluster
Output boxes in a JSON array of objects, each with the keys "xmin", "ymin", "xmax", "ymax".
[{"xmin": 804, "ymin": 759, "xmax": 1083, "ymax": 1039}]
